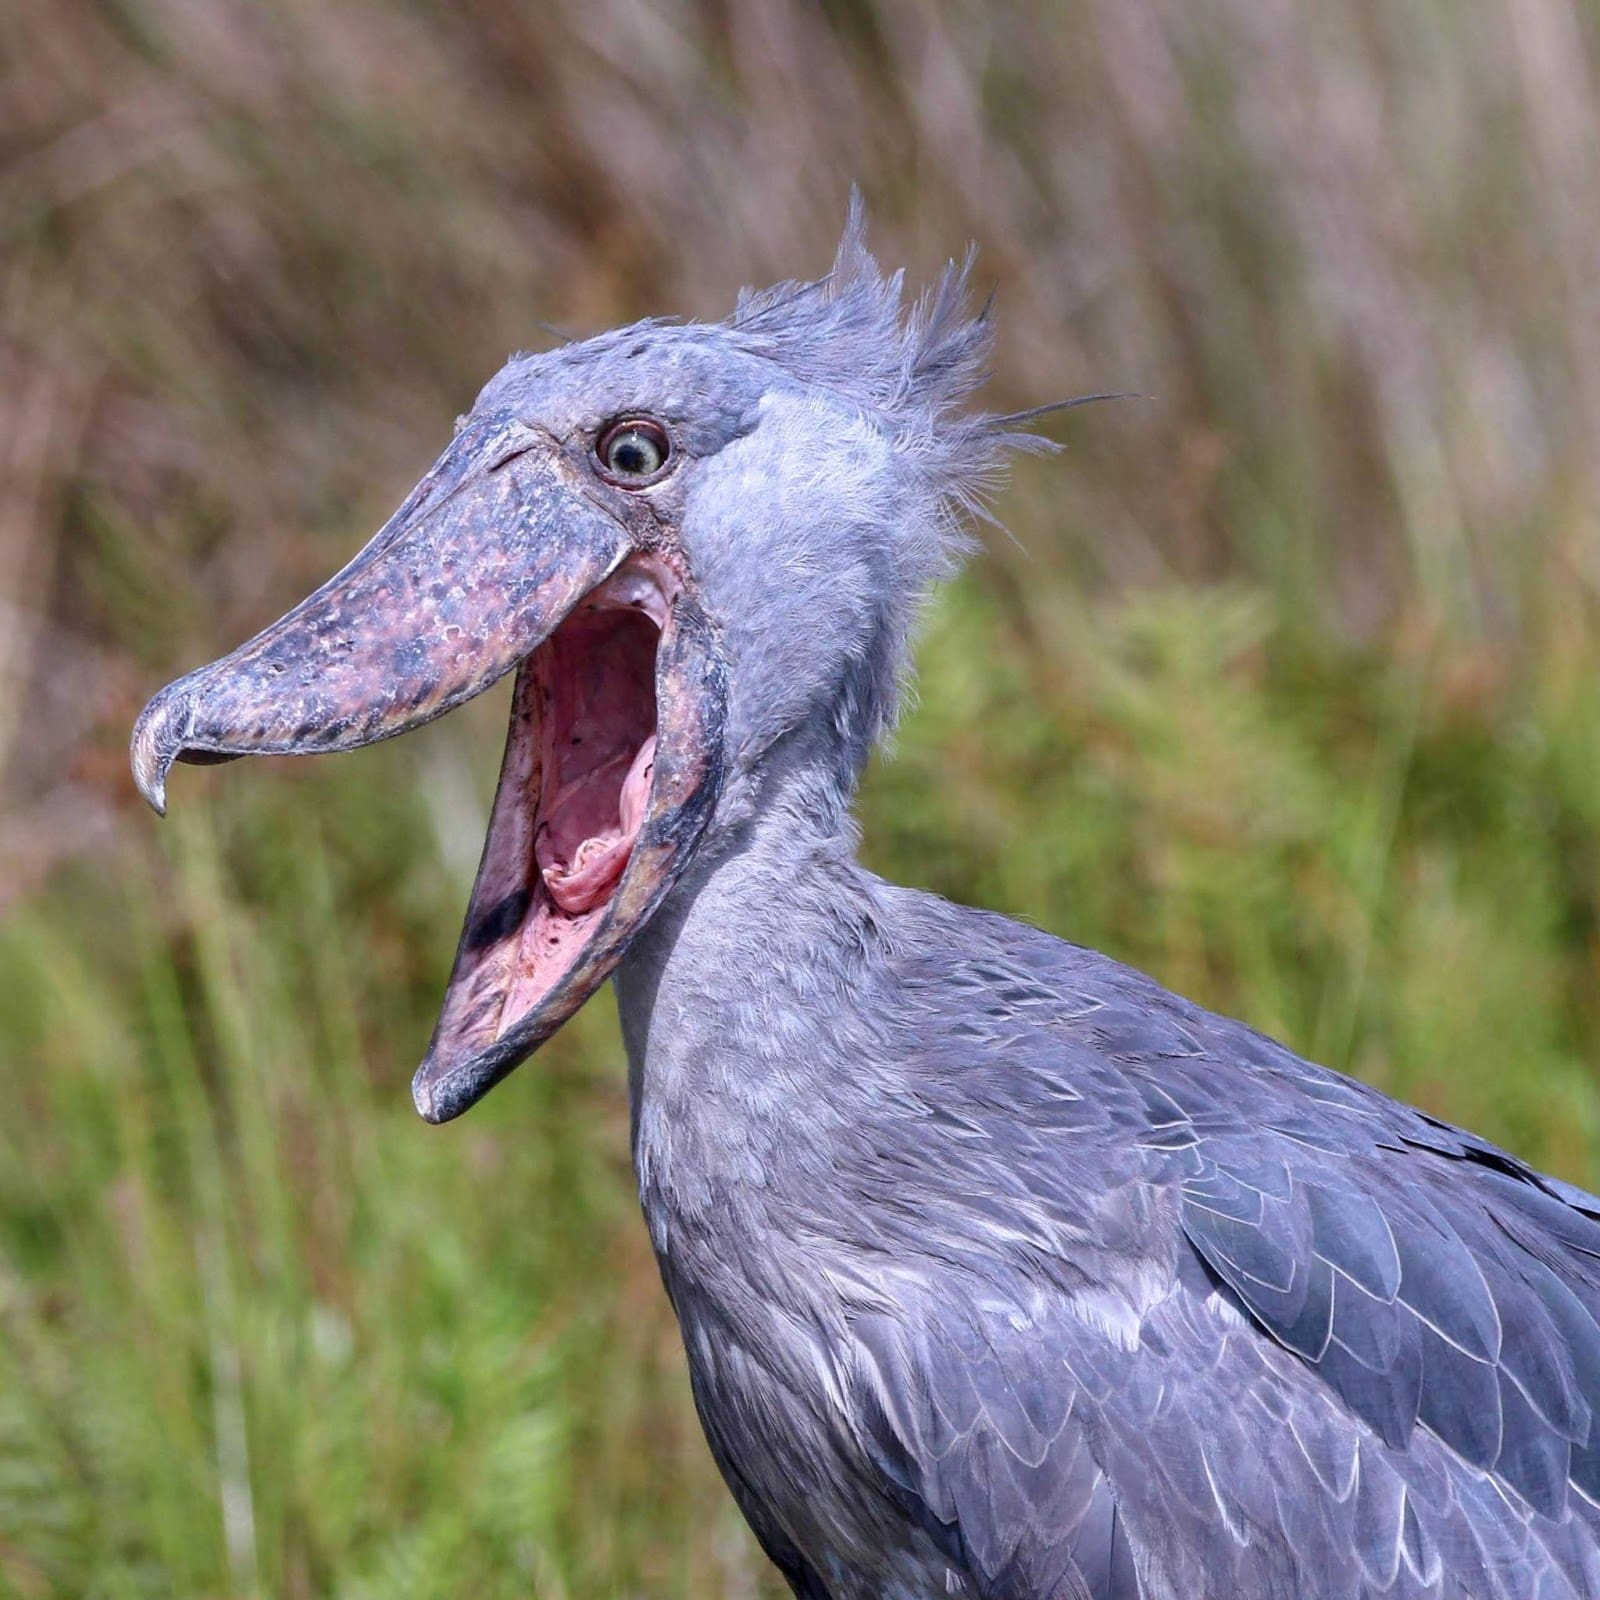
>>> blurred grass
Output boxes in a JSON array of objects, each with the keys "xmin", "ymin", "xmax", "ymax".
[
  {"xmin": 2, "ymin": 0, "xmax": 1599, "ymax": 1593},
  {"xmin": 0, "ymin": 757, "xmax": 762, "ymax": 1598}
]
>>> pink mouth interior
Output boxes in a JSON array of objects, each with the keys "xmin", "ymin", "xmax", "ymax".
[
  {"xmin": 534, "ymin": 607, "xmax": 657, "ymax": 916},
  {"xmin": 435, "ymin": 573, "xmax": 664, "ymax": 1051},
  {"xmin": 500, "ymin": 605, "xmax": 658, "ymax": 1020}
]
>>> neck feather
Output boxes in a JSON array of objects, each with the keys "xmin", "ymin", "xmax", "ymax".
[{"xmin": 613, "ymin": 730, "xmax": 879, "ymax": 1121}]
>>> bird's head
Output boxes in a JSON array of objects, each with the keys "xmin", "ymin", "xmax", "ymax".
[{"xmin": 131, "ymin": 206, "xmax": 1033, "ymax": 1120}]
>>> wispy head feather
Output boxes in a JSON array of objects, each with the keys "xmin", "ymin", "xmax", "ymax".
[{"xmin": 730, "ymin": 194, "xmax": 1043, "ymax": 551}]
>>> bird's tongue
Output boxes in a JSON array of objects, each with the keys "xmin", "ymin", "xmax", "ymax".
[{"xmin": 536, "ymin": 734, "xmax": 657, "ymax": 914}]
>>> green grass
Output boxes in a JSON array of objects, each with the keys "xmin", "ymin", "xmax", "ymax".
[{"xmin": 0, "ymin": 760, "xmax": 765, "ymax": 1598}]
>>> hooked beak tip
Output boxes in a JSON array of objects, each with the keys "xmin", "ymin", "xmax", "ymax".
[{"xmin": 130, "ymin": 684, "xmax": 193, "ymax": 817}]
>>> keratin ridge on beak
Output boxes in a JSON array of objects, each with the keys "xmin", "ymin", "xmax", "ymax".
[{"xmin": 131, "ymin": 428, "xmax": 629, "ymax": 813}]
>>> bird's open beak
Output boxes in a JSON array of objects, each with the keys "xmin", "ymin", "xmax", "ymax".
[{"xmin": 132, "ymin": 418, "xmax": 727, "ymax": 1122}]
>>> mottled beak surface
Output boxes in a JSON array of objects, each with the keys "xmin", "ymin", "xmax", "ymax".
[
  {"xmin": 131, "ymin": 418, "xmax": 727, "ymax": 1122},
  {"xmin": 131, "ymin": 421, "xmax": 629, "ymax": 809}
]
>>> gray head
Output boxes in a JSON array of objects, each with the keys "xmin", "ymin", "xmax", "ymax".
[{"xmin": 130, "ymin": 206, "xmax": 1029, "ymax": 1120}]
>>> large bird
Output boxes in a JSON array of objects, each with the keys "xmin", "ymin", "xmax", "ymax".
[{"xmin": 132, "ymin": 214, "xmax": 1600, "ymax": 1599}]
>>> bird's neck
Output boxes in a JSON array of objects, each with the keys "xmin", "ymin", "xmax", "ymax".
[{"xmin": 613, "ymin": 737, "xmax": 883, "ymax": 1232}]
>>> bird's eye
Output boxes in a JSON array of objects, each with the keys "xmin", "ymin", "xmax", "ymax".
[{"xmin": 596, "ymin": 418, "xmax": 671, "ymax": 485}]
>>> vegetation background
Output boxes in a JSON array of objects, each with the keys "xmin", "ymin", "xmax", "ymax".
[{"xmin": 2, "ymin": 0, "xmax": 1599, "ymax": 1593}]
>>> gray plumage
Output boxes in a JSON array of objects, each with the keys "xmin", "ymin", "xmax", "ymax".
[
  {"xmin": 610, "ymin": 223, "xmax": 1600, "ymax": 1598},
  {"xmin": 135, "ymin": 209, "xmax": 1600, "ymax": 1599}
]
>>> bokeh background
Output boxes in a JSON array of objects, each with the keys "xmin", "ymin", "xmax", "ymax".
[{"xmin": 3, "ymin": 0, "xmax": 1600, "ymax": 1593}]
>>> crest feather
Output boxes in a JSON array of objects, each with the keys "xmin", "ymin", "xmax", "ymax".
[{"xmin": 730, "ymin": 194, "xmax": 1045, "ymax": 534}]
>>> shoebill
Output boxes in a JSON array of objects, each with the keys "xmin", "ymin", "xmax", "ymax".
[{"xmin": 133, "ymin": 213, "xmax": 1600, "ymax": 1600}]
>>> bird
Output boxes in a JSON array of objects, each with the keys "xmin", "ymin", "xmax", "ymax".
[{"xmin": 131, "ymin": 206, "xmax": 1600, "ymax": 1599}]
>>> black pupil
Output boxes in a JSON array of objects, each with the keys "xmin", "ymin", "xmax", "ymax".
[{"xmin": 609, "ymin": 430, "xmax": 660, "ymax": 476}]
